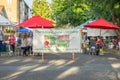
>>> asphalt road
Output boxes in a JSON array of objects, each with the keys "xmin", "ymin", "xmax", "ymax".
[{"xmin": 0, "ymin": 53, "xmax": 120, "ymax": 80}]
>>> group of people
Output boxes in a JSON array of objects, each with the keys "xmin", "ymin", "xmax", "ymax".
[
  {"xmin": 0, "ymin": 26, "xmax": 33, "ymax": 56},
  {"xmin": 83, "ymin": 33, "xmax": 120, "ymax": 55},
  {"xmin": 9, "ymin": 33, "xmax": 33, "ymax": 56},
  {"xmin": 89, "ymin": 36, "xmax": 104, "ymax": 55}
]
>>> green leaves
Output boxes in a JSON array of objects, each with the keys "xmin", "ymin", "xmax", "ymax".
[
  {"xmin": 32, "ymin": 0, "xmax": 52, "ymax": 20},
  {"xmin": 32, "ymin": 0, "xmax": 120, "ymax": 28},
  {"xmin": 86, "ymin": 0, "xmax": 120, "ymax": 26},
  {"xmin": 50, "ymin": 0, "xmax": 90, "ymax": 27}
]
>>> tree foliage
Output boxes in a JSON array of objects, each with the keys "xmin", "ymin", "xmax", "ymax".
[
  {"xmin": 32, "ymin": 0, "xmax": 52, "ymax": 20},
  {"xmin": 86, "ymin": 0, "xmax": 120, "ymax": 35},
  {"xmin": 86, "ymin": 0, "xmax": 120, "ymax": 26},
  {"xmin": 50, "ymin": 0, "xmax": 91, "ymax": 27},
  {"xmin": 32, "ymin": 0, "xmax": 120, "ymax": 30}
]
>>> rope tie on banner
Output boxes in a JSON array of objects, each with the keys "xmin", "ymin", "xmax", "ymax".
[{"xmin": 42, "ymin": 53, "xmax": 45, "ymax": 61}]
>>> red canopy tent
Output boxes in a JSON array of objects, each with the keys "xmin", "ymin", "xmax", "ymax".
[
  {"xmin": 16, "ymin": 15, "xmax": 55, "ymax": 28},
  {"xmin": 85, "ymin": 18, "xmax": 119, "ymax": 29},
  {"xmin": 84, "ymin": 18, "xmax": 119, "ymax": 35}
]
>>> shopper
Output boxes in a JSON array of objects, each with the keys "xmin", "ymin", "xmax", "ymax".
[
  {"xmin": 8, "ymin": 33, "xmax": 16, "ymax": 56},
  {"xmin": 0, "ymin": 27, "xmax": 4, "ymax": 56}
]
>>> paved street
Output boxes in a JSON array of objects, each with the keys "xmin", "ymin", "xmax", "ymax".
[{"xmin": 0, "ymin": 53, "xmax": 120, "ymax": 80}]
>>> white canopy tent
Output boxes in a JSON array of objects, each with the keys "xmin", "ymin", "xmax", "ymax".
[
  {"xmin": 87, "ymin": 28, "xmax": 117, "ymax": 36},
  {"xmin": 75, "ymin": 19, "xmax": 117, "ymax": 36},
  {"xmin": 0, "ymin": 15, "xmax": 15, "ymax": 26},
  {"xmin": 75, "ymin": 19, "xmax": 93, "ymax": 29},
  {"xmin": 75, "ymin": 19, "xmax": 94, "ymax": 32}
]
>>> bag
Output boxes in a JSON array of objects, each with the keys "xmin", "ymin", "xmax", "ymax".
[{"xmin": 99, "ymin": 48, "xmax": 104, "ymax": 55}]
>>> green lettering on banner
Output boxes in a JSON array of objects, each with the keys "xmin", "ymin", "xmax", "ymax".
[
  {"xmin": 33, "ymin": 29, "xmax": 81, "ymax": 53},
  {"xmin": 44, "ymin": 35, "xmax": 69, "ymax": 48}
]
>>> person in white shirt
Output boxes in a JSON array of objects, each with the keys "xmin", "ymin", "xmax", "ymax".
[
  {"xmin": 27, "ymin": 34, "xmax": 33, "ymax": 55},
  {"xmin": 21, "ymin": 34, "xmax": 28, "ymax": 56}
]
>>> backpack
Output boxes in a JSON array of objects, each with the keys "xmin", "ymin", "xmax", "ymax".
[{"xmin": 17, "ymin": 38, "xmax": 22, "ymax": 44}]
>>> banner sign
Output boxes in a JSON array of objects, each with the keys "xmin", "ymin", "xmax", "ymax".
[{"xmin": 33, "ymin": 29, "xmax": 81, "ymax": 53}]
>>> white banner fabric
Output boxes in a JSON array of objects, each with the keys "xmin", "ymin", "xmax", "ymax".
[{"xmin": 33, "ymin": 29, "xmax": 81, "ymax": 53}]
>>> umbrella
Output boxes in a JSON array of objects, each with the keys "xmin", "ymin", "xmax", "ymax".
[
  {"xmin": 85, "ymin": 18, "xmax": 119, "ymax": 29},
  {"xmin": 0, "ymin": 15, "xmax": 15, "ymax": 26},
  {"xmin": 16, "ymin": 27, "xmax": 32, "ymax": 32},
  {"xmin": 84, "ymin": 18, "xmax": 119, "ymax": 35},
  {"xmin": 16, "ymin": 15, "xmax": 55, "ymax": 28}
]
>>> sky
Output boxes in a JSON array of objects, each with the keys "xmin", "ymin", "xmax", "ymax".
[
  {"xmin": 24, "ymin": 0, "xmax": 33, "ymax": 8},
  {"xmin": 25, "ymin": 0, "xmax": 51, "ymax": 8},
  {"xmin": 47, "ymin": 0, "xmax": 51, "ymax": 3}
]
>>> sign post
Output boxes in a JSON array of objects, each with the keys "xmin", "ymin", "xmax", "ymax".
[{"xmin": 42, "ymin": 53, "xmax": 45, "ymax": 61}]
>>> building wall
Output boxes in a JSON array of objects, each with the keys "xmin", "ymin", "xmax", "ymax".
[
  {"xmin": 19, "ymin": 0, "xmax": 29, "ymax": 22},
  {"xmin": 0, "ymin": 0, "xmax": 19, "ymax": 23},
  {"xmin": 0, "ymin": 0, "xmax": 30, "ymax": 24}
]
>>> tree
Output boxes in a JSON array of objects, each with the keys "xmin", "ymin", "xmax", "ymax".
[
  {"xmin": 32, "ymin": 0, "xmax": 52, "ymax": 20},
  {"xmin": 87, "ymin": 0, "xmax": 120, "ymax": 25},
  {"xmin": 86, "ymin": 0, "xmax": 120, "ymax": 35},
  {"xmin": 50, "ymin": 0, "xmax": 91, "ymax": 27},
  {"xmin": 49, "ymin": 0, "xmax": 120, "ymax": 30}
]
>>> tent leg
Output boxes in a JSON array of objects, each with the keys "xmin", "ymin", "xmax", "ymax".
[{"xmin": 72, "ymin": 53, "xmax": 75, "ymax": 60}]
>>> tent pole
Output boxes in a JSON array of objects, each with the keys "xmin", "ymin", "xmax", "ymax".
[{"xmin": 100, "ymin": 28, "xmax": 101, "ymax": 36}]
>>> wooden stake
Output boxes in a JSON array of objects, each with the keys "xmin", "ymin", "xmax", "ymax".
[
  {"xmin": 42, "ymin": 53, "xmax": 45, "ymax": 61},
  {"xmin": 72, "ymin": 53, "xmax": 75, "ymax": 60}
]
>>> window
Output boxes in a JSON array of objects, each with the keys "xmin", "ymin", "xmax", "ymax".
[
  {"xmin": 7, "ymin": 8, "xmax": 12, "ymax": 12},
  {"xmin": 7, "ymin": 0, "xmax": 12, "ymax": 4}
]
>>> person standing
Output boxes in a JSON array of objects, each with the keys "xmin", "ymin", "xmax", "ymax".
[
  {"xmin": 96, "ymin": 36, "xmax": 104, "ymax": 55},
  {"xmin": 89, "ymin": 37, "xmax": 96, "ymax": 55},
  {"xmin": 16, "ymin": 33, "xmax": 22, "ymax": 56},
  {"xmin": 117, "ymin": 37, "xmax": 120, "ymax": 50},
  {"xmin": 0, "ymin": 27, "xmax": 4, "ymax": 56},
  {"xmin": 8, "ymin": 33, "xmax": 16, "ymax": 55},
  {"xmin": 21, "ymin": 34, "xmax": 28, "ymax": 56},
  {"xmin": 27, "ymin": 34, "xmax": 33, "ymax": 56}
]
